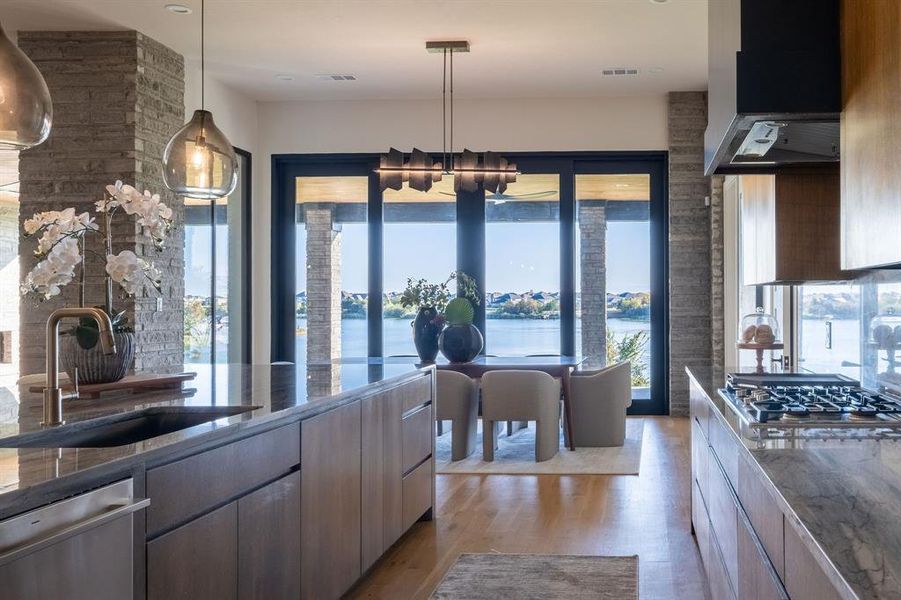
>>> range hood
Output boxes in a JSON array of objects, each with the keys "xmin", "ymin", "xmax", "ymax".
[{"xmin": 705, "ymin": 0, "xmax": 840, "ymax": 175}]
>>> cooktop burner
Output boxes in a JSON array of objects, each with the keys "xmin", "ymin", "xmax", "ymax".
[{"xmin": 723, "ymin": 373, "xmax": 901, "ymax": 424}]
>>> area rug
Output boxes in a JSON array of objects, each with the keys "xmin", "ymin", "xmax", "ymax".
[
  {"xmin": 430, "ymin": 553, "xmax": 638, "ymax": 599},
  {"xmin": 435, "ymin": 418, "xmax": 643, "ymax": 475}
]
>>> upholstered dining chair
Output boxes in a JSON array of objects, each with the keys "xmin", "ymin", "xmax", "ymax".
[
  {"xmin": 480, "ymin": 370, "xmax": 561, "ymax": 462},
  {"xmin": 568, "ymin": 361, "xmax": 632, "ymax": 447},
  {"xmin": 436, "ymin": 370, "xmax": 479, "ymax": 461}
]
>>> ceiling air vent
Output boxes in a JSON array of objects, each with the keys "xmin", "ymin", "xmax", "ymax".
[
  {"xmin": 601, "ymin": 67, "xmax": 639, "ymax": 76},
  {"xmin": 315, "ymin": 74, "xmax": 357, "ymax": 81}
]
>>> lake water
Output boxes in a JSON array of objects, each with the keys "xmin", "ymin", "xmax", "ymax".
[{"xmin": 296, "ymin": 317, "xmax": 651, "ymax": 363}]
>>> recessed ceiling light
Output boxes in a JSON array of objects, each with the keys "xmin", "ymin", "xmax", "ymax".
[
  {"xmin": 275, "ymin": 74, "xmax": 295, "ymax": 81},
  {"xmin": 649, "ymin": 0, "xmax": 670, "ymax": 4},
  {"xmin": 165, "ymin": 4, "xmax": 192, "ymax": 14},
  {"xmin": 648, "ymin": 66, "xmax": 665, "ymax": 74}
]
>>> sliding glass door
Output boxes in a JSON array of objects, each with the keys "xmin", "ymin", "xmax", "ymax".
[{"xmin": 271, "ymin": 152, "xmax": 668, "ymax": 413}]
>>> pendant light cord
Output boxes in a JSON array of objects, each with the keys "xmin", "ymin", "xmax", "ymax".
[
  {"xmin": 442, "ymin": 49, "xmax": 447, "ymax": 172},
  {"xmin": 449, "ymin": 48, "xmax": 454, "ymax": 164},
  {"xmin": 201, "ymin": 0, "xmax": 205, "ymax": 110}
]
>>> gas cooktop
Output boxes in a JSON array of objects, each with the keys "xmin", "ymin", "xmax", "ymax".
[{"xmin": 719, "ymin": 372, "xmax": 901, "ymax": 442}]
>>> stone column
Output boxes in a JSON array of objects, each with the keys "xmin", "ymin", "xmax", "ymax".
[
  {"xmin": 710, "ymin": 175, "xmax": 725, "ymax": 383},
  {"xmin": 305, "ymin": 205, "xmax": 342, "ymax": 363},
  {"xmin": 16, "ymin": 31, "xmax": 185, "ymax": 376},
  {"xmin": 579, "ymin": 202, "xmax": 607, "ymax": 368},
  {"xmin": 668, "ymin": 91, "xmax": 711, "ymax": 416}
]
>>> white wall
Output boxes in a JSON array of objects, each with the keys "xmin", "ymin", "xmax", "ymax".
[
  {"xmin": 251, "ymin": 94, "xmax": 668, "ymax": 363},
  {"xmin": 184, "ymin": 61, "xmax": 259, "ymax": 155}
]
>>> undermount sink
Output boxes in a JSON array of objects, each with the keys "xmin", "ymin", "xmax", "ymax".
[{"xmin": 0, "ymin": 405, "xmax": 260, "ymax": 448}]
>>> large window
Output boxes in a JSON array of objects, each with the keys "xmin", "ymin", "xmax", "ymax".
[
  {"xmin": 295, "ymin": 176, "xmax": 368, "ymax": 362},
  {"xmin": 797, "ymin": 284, "xmax": 861, "ymax": 378},
  {"xmin": 485, "ymin": 174, "xmax": 560, "ymax": 356},
  {"xmin": 576, "ymin": 174, "xmax": 652, "ymax": 398},
  {"xmin": 383, "ymin": 179, "xmax": 456, "ymax": 357},
  {"xmin": 272, "ymin": 153, "xmax": 669, "ymax": 414},
  {"xmin": 0, "ymin": 151, "xmax": 18, "ymax": 385},
  {"xmin": 184, "ymin": 148, "xmax": 251, "ymax": 364}
]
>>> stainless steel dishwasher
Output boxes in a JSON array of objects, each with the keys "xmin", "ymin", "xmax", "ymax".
[{"xmin": 0, "ymin": 478, "xmax": 149, "ymax": 600}]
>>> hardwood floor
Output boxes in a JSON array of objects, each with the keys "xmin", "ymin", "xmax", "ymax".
[{"xmin": 348, "ymin": 417, "xmax": 708, "ymax": 599}]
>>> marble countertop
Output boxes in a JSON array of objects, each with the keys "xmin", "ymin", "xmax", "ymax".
[
  {"xmin": 0, "ymin": 360, "xmax": 431, "ymax": 513},
  {"xmin": 687, "ymin": 366, "xmax": 901, "ymax": 599}
]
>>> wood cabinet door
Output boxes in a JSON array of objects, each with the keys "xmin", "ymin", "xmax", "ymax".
[
  {"xmin": 147, "ymin": 503, "xmax": 238, "ymax": 600},
  {"xmin": 361, "ymin": 390, "xmax": 403, "ymax": 572},
  {"xmin": 301, "ymin": 401, "xmax": 362, "ymax": 600},
  {"xmin": 238, "ymin": 471, "xmax": 301, "ymax": 599},
  {"xmin": 737, "ymin": 509, "xmax": 788, "ymax": 600},
  {"xmin": 841, "ymin": 0, "xmax": 901, "ymax": 269}
]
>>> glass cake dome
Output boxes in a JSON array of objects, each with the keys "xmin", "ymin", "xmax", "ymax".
[
  {"xmin": 869, "ymin": 308, "xmax": 901, "ymax": 349},
  {"xmin": 738, "ymin": 307, "xmax": 780, "ymax": 345}
]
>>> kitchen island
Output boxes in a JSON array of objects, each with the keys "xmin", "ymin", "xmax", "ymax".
[
  {"xmin": 688, "ymin": 366, "xmax": 901, "ymax": 600},
  {"xmin": 0, "ymin": 360, "xmax": 435, "ymax": 599}
]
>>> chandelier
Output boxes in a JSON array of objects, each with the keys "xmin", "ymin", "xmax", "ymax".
[{"xmin": 378, "ymin": 41, "xmax": 518, "ymax": 194}]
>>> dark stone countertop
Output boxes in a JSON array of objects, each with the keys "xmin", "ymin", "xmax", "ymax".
[
  {"xmin": 0, "ymin": 359, "xmax": 432, "ymax": 515},
  {"xmin": 687, "ymin": 365, "xmax": 901, "ymax": 599}
]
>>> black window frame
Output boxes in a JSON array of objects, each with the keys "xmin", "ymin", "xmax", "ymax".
[{"xmin": 271, "ymin": 150, "xmax": 669, "ymax": 414}]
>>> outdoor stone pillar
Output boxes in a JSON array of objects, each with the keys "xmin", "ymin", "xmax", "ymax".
[
  {"xmin": 579, "ymin": 202, "xmax": 607, "ymax": 368},
  {"xmin": 306, "ymin": 363, "xmax": 342, "ymax": 398},
  {"xmin": 305, "ymin": 205, "xmax": 342, "ymax": 363},
  {"xmin": 17, "ymin": 31, "xmax": 185, "ymax": 376}
]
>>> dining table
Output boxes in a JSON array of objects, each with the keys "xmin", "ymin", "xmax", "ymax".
[{"xmin": 434, "ymin": 356, "xmax": 586, "ymax": 451}]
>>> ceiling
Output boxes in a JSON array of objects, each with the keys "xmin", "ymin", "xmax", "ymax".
[{"xmin": 0, "ymin": 0, "xmax": 707, "ymax": 102}]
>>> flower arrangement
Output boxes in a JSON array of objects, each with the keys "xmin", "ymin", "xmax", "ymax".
[
  {"xmin": 399, "ymin": 270, "xmax": 480, "ymax": 314},
  {"xmin": 20, "ymin": 181, "xmax": 174, "ymax": 348}
]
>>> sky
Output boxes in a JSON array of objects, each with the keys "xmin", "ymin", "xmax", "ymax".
[{"xmin": 295, "ymin": 220, "xmax": 651, "ymax": 295}]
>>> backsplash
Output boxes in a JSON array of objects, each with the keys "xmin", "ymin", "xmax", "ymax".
[{"xmin": 860, "ymin": 270, "xmax": 901, "ymax": 394}]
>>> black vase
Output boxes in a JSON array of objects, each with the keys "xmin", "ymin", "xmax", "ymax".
[
  {"xmin": 412, "ymin": 307, "xmax": 442, "ymax": 363},
  {"xmin": 439, "ymin": 323, "xmax": 484, "ymax": 363}
]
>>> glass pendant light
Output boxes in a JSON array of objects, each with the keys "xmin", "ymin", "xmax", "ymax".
[
  {"xmin": 0, "ymin": 22, "xmax": 52, "ymax": 150},
  {"xmin": 163, "ymin": 0, "xmax": 237, "ymax": 199}
]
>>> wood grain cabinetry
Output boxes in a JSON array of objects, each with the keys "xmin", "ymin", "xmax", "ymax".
[
  {"xmin": 738, "ymin": 453, "xmax": 785, "ymax": 579},
  {"xmin": 301, "ymin": 400, "xmax": 363, "ymax": 600},
  {"xmin": 147, "ymin": 503, "xmax": 238, "ymax": 600},
  {"xmin": 740, "ymin": 168, "xmax": 850, "ymax": 285},
  {"xmin": 840, "ymin": 0, "xmax": 901, "ymax": 269},
  {"xmin": 708, "ymin": 449, "xmax": 739, "ymax": 589},
  {"xmin": 238, "ymin": 472, "xmax": 302, "ymax": 599},
  {"xmin": 361, "ymin": 390, "xmax": 404, "ymax": 572},
  {"xmin": 784, "ymin": 522, "xmax": 844, "ymax": 600},
  {"xmin": 737, "ymin": 509, "xmax": 788, "ymax": 600}
]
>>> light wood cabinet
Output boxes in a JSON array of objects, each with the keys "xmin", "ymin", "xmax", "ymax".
[
  {"xmin": 738, "ymin": 453, "xmax": 785, "ymax": 579},
  {"xmin": 737, "ymin": 508, "xmax": 788, "ymax": 600},
  {"xmin": 361, "ymin": 390, "xmax": 404, "ymax": 572},
  {"xmin": 301, "ymin": 400, "xmax": 363, "ymax": 600},
  {"xmin": 238, "ymin": 472, "xmax": 302, "ymax": 599},
  {"xmin": 840, "ymin": 0, "xmax": 901, "ymax": 269},
  {"xmin": 784, "ymin": 521, "xmax": 844, "ymax": 600},
  {"xmin": 740, "ymin": 168, "xmax": 850, "ymax": 285},
  {"xmin": 147, "ymin": 503, "xmax": 238, "ymax": 600}
]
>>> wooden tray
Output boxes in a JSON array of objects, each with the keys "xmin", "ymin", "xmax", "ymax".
[{"xmin": 29, "ymin": 372, "xmax": 197, "ymax": 398}]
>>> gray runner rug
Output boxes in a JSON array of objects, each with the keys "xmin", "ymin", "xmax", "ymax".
[{"xmin": 430, "ymin": 553, "xmax": 639, "ymax": 599}]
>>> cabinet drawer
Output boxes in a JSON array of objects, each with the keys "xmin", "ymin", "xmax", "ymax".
[
  {"xmin": 692, "ymin": 480, "xmax": 710, "ymax": 575},
  {"xmin": 147, "ymin": 422, "xmax": 300, "ymax": 535},
  {"xmin": 399, "ymin": 375, "xmax": 433, "ymax": 414},
  {"xmin": 402, "ymin": 459, "xmax": 432, "ymax": 531},
  {"xmin": 707, "ymin": 524, "xmax": 737, "ymax": 600},
  {"xmin": 737, "ymin": 507, "xmax": 788, "ymax": 600},
  {"xmin": 709, "ymin": 413, "xmax": 739, "ymax": 485},
  {"xmin": 738, "ymin": 453, "xmax": 785, "ymax": 579},
  {"xmin": 784, "ymin": 521, "xmax": 844, "ymax": 600},
  {"xmin": 147, "ymin": 502, "xmax": 238, "ymax": 600},
  {"xmin": 691, "ymin": 419, "xmax": 709, "ymax": 506},
  {"xmin": 708, "ymin": 448, "xmax": 739, "ymax": 591},
  {"xmin": 402, "ymin": 405, "xmax": 432, "ymax": 474},
  {"xmin": 689, "ymin": 380, "xmax": 710, "ymax": 437}
]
